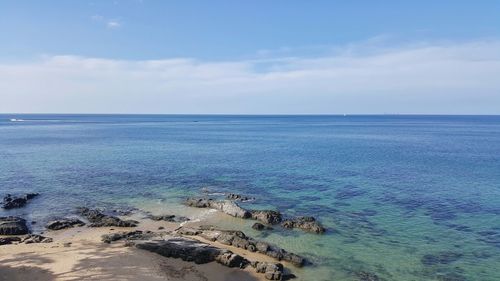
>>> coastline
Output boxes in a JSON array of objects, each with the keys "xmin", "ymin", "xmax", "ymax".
[
  {"xmin": 0, "ymin": 216, "xmax": 267, "ymax": 281},
  {"xmin": 0, "ymin": 195, "xmax": 313, "ymax": 281}
]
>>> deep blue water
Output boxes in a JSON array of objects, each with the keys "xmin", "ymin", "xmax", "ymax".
[{"xmin": 1, "ymin": 114, "xmax": 500, "ymax": 281}]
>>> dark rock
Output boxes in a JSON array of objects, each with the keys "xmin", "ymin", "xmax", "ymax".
[
  {"xmin": 185, "ymin": 198, "xmax": 213, "ymax": 208},
  {"xmin": 252, "ymin": 222, "xmax": 272, "ymax": 231},
  {"xmin": 185, "ymin": 198, "xmax": 251, "ymax": 219},
  {"xmin": 254, "ymin": 262, "xmax": 284, "ymax": 280},
  {"xmin": 21, "ymin": 234, "xmax": 53, "ymax": 244},
  {"xmin": 190, "ymin": 227, "xmax": 306, "ymax": 267},
  {"xmin": 135, "ymin": 237, "xmax": 224, "ymax": 264},
  {"xmin": 0, "ymin": 216, "xmax": 30, "ymax": 235},
  {"xmin": 2, "ymin": 193, "xmax": 39, "ymax": 209},
  {"xmin": 215, "ymin": 251, "xmax": 249, "ymax": 268},
  {"xmin": 0, "ymin": 236, "xmax": 22, "ymax": 245},
  {"xmin": 148, "ymin": 214, "xmax": 190, "ymax": 223},
  {"xmin": 46, "ymin": 218, "xmax": 86, "ymax": 230},
  {"xmin": 281, "ymin": 216, "xmax": 325, "ymax": 234},
  {"xmin": 148, "ymin": 214, "xmax": 176, "ymax": 221},
  {"xmin": 77, "ymin": 207, "xmax": 138, "ymax": 227},
  {"xmin": 25, "ymin": 193, "xmax": 39, "ymax": 200},
  {"xmin": 135, "ymin": 236, "xmax": 289, "ymax": 280},
  {"xmin": 226, "ymin": 193, "xmax": 255, "ymax": 202},
  {"xmin": 101, "ymin": 230, "xmax": 153, "ymax": 243},
  {"xmin": 251, "ymin": 210, "xmax": 282, "ymax": 224},
  {"xmin": 421, "ymin": 251, "xmax": 463, "ymax": 266}
]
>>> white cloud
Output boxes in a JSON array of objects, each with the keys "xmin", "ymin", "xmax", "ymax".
[
  {"xmin": 106, "ymin": 20, "xmax": 121, "ymax": 29},
  {"xmin": 91, "ymin": 15, "xmax": 121, "ymax": 30},
  {"xmin": 1, "ymin": 40, "xmax": 500, "ymax": 114}
]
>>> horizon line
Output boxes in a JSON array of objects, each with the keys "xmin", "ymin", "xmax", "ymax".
[{"xmin": 1, "ymin": 113, "xmax": 500, "ymax": 117}]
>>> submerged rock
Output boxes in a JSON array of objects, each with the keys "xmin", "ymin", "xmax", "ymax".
[
  {"xmin": 252, "ymin": 222, "xmax": 273, "ymax": 231},
  {"xmin": 77, "ymin": 207, "xmax": 138, "ymax": 227},
  {"xmin": 46, "ymin": 218, "xmax": 86, "ymax": 230},
  {"xmin": 0, "ymin": 216, "xmax": 30, "ymax": 235},
  {"xmin": 421, "ymin": 251, "xmax": 463, "ymax": 266},
  {"xmin": 356, "ymin": 271, "xmax": 381, "ymax": 281},
  {"xmin": 226, "ymin": 193, "xmax": 255, "ymax": 202},
  {"xmin": 2, "ymin": 193, "xmax": 39, "ymax": 209},
  {"xmin": 281, "ymin": 216, "xmax": 325, "ymax": 234}
]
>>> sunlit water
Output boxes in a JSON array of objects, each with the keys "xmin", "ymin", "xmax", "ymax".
[{"xmin": 1, "ymin": 114, "xmax": 499, "ymax": 281}]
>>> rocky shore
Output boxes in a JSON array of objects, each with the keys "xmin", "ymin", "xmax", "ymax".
[{"xmin": 0, "ymin": 192, "xmax": 329, "ymax": 280}]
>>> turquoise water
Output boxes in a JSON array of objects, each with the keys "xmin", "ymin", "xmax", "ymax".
[{"xmin": 1, "ymin": 114, "xmax": 499, "ymax": 280}]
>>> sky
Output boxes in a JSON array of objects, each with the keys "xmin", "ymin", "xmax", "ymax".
[{"xmin": 1, "ymin": 0, "xmax": 500, "ymax": 114}]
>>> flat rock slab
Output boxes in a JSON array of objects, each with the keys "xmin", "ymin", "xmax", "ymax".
[
  {"xmin": 46, "ymin": 218, "xmax": 86, "ymax": 230},
  {"xmin": 77, "ymin": 207, "xmax": 138, "ymax": 227}
]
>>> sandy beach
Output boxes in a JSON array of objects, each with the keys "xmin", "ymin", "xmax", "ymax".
[{"xmin": 0, "ymin": 218, "xmax": 268, "ymax": 281}]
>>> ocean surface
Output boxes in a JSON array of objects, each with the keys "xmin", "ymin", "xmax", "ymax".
[{"xmin": 1, "ymin": 114, "xmax": 499, "ymax": 281}]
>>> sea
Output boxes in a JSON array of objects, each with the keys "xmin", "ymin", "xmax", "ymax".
[{"xmin": 1, "ymin": 114, "xmax": 499, "ymax": 281}]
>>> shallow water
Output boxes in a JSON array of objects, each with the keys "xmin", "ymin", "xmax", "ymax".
[{"xmin": 1, "ymin": 114, "xmax": 500, "ymax": 281}]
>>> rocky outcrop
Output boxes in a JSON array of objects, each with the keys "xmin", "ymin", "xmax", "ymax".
[
  {"xmin": 0, "ymin": 235, "xmax": 52, "ymax": 245},
  {"xmin": 252, "ymin": 261, "xmax": 284, "ymax": 280},
  {"xmin": 77, "ymin": 207, "xmax": 138, "ymax": 227},
  {"xmin": 185, "ymin": 198, "xmax": 251, "ymax": 219},
  {"xmin": 185, "ymin": 197, "xmax": 324, "ymax": 234},
  {"xmin": 133, "ymin": 236, "xmax": 284, "ymax": 279},
  {"xmin": 281, "ymin": 216, "xmax": 325, "ymax": 234},
  {"xmin": 226, "ymin": 193, "xmax": 255, "ymax": 202},
  {"xmin": 46, "ymin": 218, "xmax": 86, "ymax": 230},
  {"xmin": 215, "ymin": 251, "xmax": 249, "ymax": 268},
  {"xmin": 252, "ymin": 222, "xmax": 272, "ymax": 231},
  {"xmin": 147, "ymin": 214, "xmax": 190, "ymax": 223},
  {"xmin": 21, "ymin": 234, "xmax": 53, "ymax": 244},
  {"xmin": 2, "ymin": 193, "xmax": 39, "ymax": 209},
  {"xmin": 183, "ymin": 225, "xmax": 306, "ymax": 267},
  {"xmin": 0, "ymin": 216, "xmax": 30, "ymax": 235},
  {"xmin": 135, "ymin": 237, "xmax": 230, "ymax": 264},
  {"xmin": 251, "ymin": 210, "xmax": 282, "ymax": 224},
  {"xmin": 101, "ymin": 230, "xmax": 156, "ymax": 243}
]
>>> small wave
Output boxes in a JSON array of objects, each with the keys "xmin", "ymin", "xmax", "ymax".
[
  {"xmin": 182, "ymin": 208, "xmax": 217, "ymax": 226},
  {"xmin": 9, "ymin": 118, "xmax": 25, "ymax": 122}
]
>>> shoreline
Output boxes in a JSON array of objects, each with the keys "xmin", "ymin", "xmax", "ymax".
[
  {"xmin": 0, "ymin": 216, "xmax": 267, "ymax": 281},
  {"xmin": 0, "ymin": 194, "xmax": 314, "ymax": 281}
]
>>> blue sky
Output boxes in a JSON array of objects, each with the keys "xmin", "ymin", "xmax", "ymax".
[{"xmin": 1, "ymin": 1, "xmax": 500, "ymax": 114}]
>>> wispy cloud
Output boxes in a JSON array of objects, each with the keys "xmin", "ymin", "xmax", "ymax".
[
  {"xmin": 91, "ymin": 14, "xmax": 121, "ymax": 30},
  {"xmin": 1, "ymin": 39, "xmax": 499, "ymax": 114},
  {"xmin": 106, "ymin": 20, "xmax": 121, "ymax": 29}
]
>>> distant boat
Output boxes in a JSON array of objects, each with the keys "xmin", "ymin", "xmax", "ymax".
[{"xmin": 9, "ymin": 118, "xmax": 24, "ymax": 122}]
